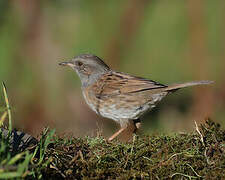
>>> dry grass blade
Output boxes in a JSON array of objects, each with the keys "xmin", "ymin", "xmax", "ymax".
[
  {"xmin": 2, "ymin": 82, "xmax": 12, "ymax": 133},
  {"xmin": 0, "ymin": 111, "xmax": 7, "ymax": 126}
]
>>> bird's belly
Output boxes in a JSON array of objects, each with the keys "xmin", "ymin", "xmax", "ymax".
[
  {"xmin": 82, "ymin": 90, "xmax": 167, "ymax": 123},
  {"xmin": 99, "ymin": 103, "xmax": 152, "ymax": 121}
]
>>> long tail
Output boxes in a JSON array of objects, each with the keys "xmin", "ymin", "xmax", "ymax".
[{"xmin": 164, "ymin": 80, "xmax": 213, "ymax": 92}]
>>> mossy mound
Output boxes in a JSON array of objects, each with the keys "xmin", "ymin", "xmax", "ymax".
[{"xmin": 39, "ymin": 120, "xmax": 225, "ymax": 179}]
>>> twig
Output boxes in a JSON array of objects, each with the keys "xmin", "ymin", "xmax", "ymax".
[
  {"xmin": 167, "ymin": 152, "xmax": 184, "ymax": 161},
  {"xmin": 185, "ymin": 163, "xmax": 202, "ymax": 178},
  {"xmin": 142, "ymin": 156, "xmax": 153, "ymax": 162},
  {"xmin": 194, "ymin": 121, "xmax": 205, "ymax": 146},
  {"xmin": 170, "ymin": 172, "xmax": 198, "ymax": 179}
]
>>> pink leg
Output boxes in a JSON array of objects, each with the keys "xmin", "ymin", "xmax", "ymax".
[
  {"xmin": 108, "ymin": 127, "xmax": 127, "ymax": 142},
  {"xmin": 108, "ymin": 121, "xmax": 142, "ymax": 142}
]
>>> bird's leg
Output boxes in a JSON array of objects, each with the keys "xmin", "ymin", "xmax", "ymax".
[
  {"xmin": 108, "ymin": 127, "xmax": 127, "ymax": 142},
  {"xmin": 108, "ymin": 119, "xmax": 141, "ymax": 142},
  {"xmin": 119, "ymin": 119, "xmax": 141, "ymax": 142},
  {"xmin": 133, "ymin": 119, "xmax": 141, "ymax": 133}
]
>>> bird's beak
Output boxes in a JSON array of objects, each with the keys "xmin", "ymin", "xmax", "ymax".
[{"xmin": 58, "ymin": 61, "xmax": 73, "ymax": 67}]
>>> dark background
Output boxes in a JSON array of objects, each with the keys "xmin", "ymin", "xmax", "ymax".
[{"xmin": 0, "ymin": 0, "xmax": 224, "ymax": 138}]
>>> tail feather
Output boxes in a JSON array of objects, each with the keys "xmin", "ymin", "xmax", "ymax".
[{"xmin": 164, "ymin": 80, "xmax": 213, "ymax": 92}]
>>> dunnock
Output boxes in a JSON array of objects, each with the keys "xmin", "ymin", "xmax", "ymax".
[{"xmin": 59, "ymin": 54, "xmax": 212, "ymax": 141}]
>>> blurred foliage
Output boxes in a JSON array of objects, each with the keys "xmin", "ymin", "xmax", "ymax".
[{"xmin": 0, "ymin": 0, "xmax": 224, "ymax": 136}]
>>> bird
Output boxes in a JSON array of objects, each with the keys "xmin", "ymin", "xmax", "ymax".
[{"xmin": 59, "ymin": 54, "xmax": 213, "ymax": 141}]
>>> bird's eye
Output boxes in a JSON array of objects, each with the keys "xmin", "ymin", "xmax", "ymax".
[{"xmin": 77, "ymin": 61, "xmax": 83, "ymax": 66}]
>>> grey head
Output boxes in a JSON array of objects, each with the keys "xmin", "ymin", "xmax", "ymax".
[{"xmin": 59, "ymin": 54, "xmax": 111, "ymax": 87}]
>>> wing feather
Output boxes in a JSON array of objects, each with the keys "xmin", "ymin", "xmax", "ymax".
[{"xmin": 93, "ymin": 72, "xmax": 167, "ymax": 97}]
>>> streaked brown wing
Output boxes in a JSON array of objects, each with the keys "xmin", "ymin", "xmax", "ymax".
[{"xmin": 93, "ymin": 72, "xmax": 167, "ymax": 97}]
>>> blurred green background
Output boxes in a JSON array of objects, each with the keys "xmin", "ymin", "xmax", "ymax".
[{"xmin": 0, "ymin": 0, "xmax": 224, "ymax": 138}]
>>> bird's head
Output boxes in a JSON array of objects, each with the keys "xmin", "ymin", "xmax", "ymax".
[{"xmin": 59, "ymin": 54, "xmax": 111, "ymax": 86}]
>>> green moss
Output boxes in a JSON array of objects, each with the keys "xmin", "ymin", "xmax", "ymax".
[
  {"xmin": 38, "ymin": 119, "xmax": 224, "ymax": 179},
  {"xmin": 1, "ymin": 119, "xmax": 224, "ymax": 179}
]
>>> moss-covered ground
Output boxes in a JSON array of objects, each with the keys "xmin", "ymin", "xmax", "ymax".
[{"xmin": 0, "ymin": 119, "xmax": 224, "ymax": 179}]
